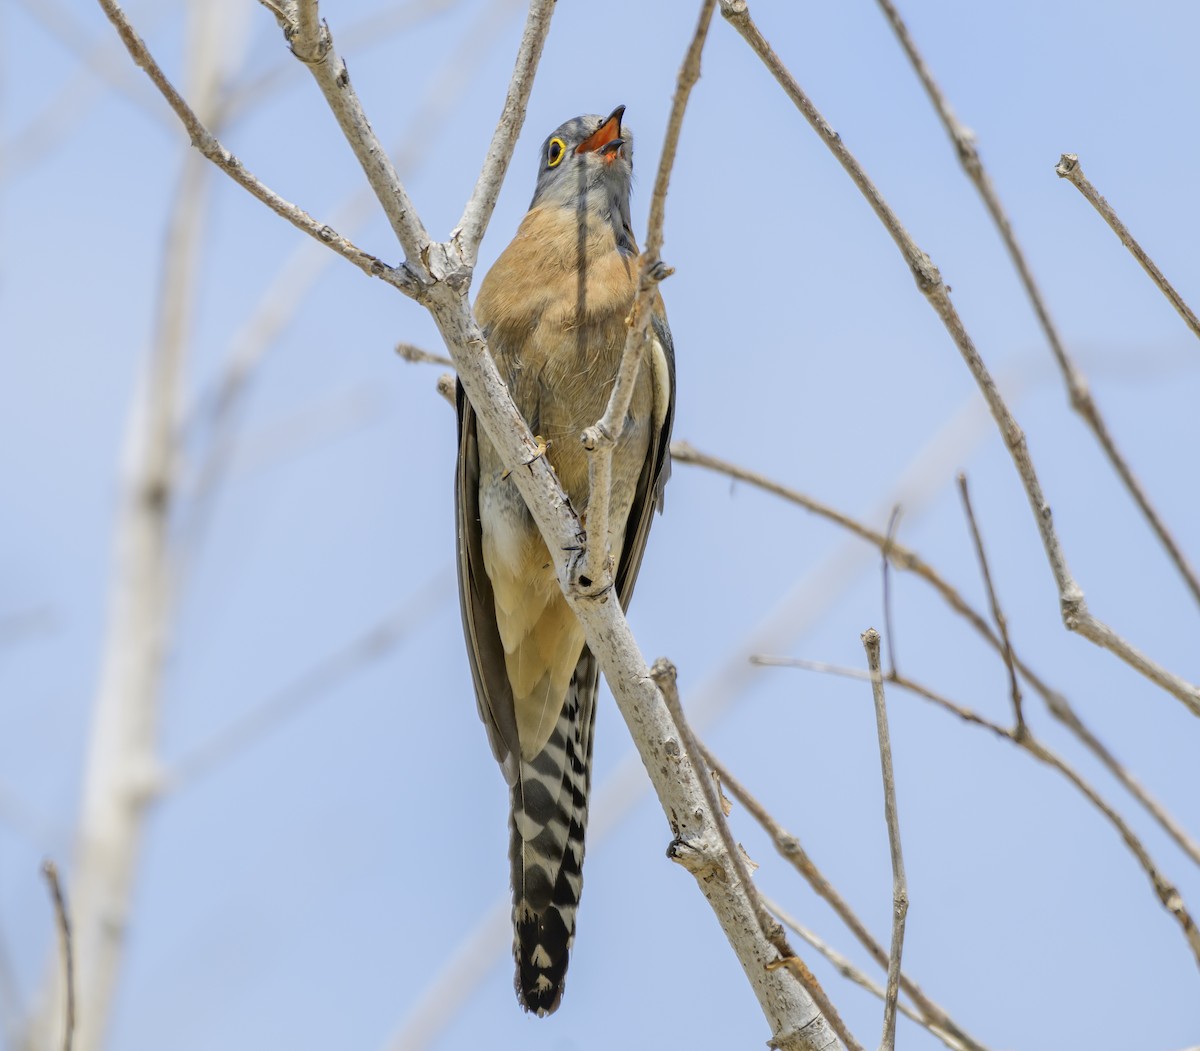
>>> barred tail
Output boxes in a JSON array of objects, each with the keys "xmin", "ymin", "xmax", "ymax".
[{"xmin": 509, "ymin": 651, "xmax": 598, "ymax": 1016}]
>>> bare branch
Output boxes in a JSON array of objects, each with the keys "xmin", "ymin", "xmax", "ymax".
[
  {"xmin": 652, "ymin": 661, "xmax": 853, "ymax": 1051},
  {"xmin": 286, "ymin": 1, "xmax": 432, "ymax": 268},
  {"xmin": 395, "ymin": 342, "xmax": 454, "ymax": 368},
  {"xmin": 956, "ymin": 475, "xmax": 1025, "ymax": 733},
  {"xmin": 861, "ymin": 630, "xmax": 907, "ymax": 1051},
  {"xmin": 41, "ymin": 861, "xmax": 75, "ymax": 1051},
  {"xmin": 873, "ymin": 0, "xmax": 1200, "ymax": 611},
  {"xmin": 759, "ymin": 658, "xmax": 1200, "ymax": 967},
  {"xmin": 700, "ymin": 745, "xmax": 991, "ymax": 1051},
  {"xmin": 1056, "ymin": 153, "xmax": 1200, "ymax": 344},
  {"xmin": 179, "ymin": 0, "xmax": 513, "ymax": 568},
  {"xmin": 452, "ymin": 0, "xmax": 556, "ymax": 264},
  {"xmin": 579, "ymin": 0, "xmax": 712, "ymax": 590},
  {"xmin": 718, "ymin": 0, "xmax": 1200, "ymax": 714},
  {"xmin": 435, "ymin": 373, "xmax": 457, "ymax": 407},
  {"xmin": 94, "ymin": 0, "xmax": 416, "ymax": 294}
]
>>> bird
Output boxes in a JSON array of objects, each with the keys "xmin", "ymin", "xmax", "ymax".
[{"xmin": 455, "ymin": 105, "xmax": 675, "ymax": 1016}]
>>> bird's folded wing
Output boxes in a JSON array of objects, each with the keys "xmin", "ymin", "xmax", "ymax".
[{"xmin": 455, "ymin": 384, "xmax": 521, "ymax": 786}]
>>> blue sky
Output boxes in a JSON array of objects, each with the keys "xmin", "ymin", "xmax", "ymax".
[{"xmin": 2, "ymin": 1, "xmax": 1199, "ymax": 1049}]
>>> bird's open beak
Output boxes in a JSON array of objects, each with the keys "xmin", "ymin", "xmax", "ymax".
[{"xmin": 575, "ymin": 105, "xmax": 625, "ymax": 161}]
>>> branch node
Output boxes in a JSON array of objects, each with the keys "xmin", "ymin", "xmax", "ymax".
[{"xmin": 1055, "ymin": 152, "xmax": 1079, "ymax": 178}]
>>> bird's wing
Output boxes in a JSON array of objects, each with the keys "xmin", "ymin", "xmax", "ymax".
[
  {"xmin": 455, "ymin": 382, "xmax": 521, "ymax": 786},
  {"xmin": 615, "ymin": 308, "xmax": 676, "ymax": 608}
]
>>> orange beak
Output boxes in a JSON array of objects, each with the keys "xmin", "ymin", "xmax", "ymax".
[{"xmin": 575, "ymin": 105, "xmax": 626, "ymax": 160}]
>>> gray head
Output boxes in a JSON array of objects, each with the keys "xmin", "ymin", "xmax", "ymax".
[{"xmin": 529, "ymin": 106, "xmax": 635, "ymax": 250}]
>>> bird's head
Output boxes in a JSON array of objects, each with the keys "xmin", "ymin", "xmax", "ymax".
[{"xmin": 529, "ymin": 106, "xmax": 634, "ymax": 243}]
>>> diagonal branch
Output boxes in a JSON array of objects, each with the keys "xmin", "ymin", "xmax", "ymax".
[
  {"xmin": 95, "ymin": 0, "xmax": 417, "ymax": 295},
  {"xmin": 1056, "ymin": 153, "xmax": 1200, "ymax": 344},
  {"xmin": 956, "ymin": 475, "xmax": 1025, "ymax": 733},
  {"xmin": 718, "ymin": 0, "xmax": 1200, "ymax": 716},
  {"xmin": 286, "ymin": 0, "xmax": 432, "ymax": 269},
  {"xmin": 452, "ymin": 0, "xmax": 556, "ymax": 265},
  {"xmin": 653, "ymin": 661, "xmax": 862, "ymax": 1051},
  {"xmin": 40, "ymin": 862, "xmax": 75, "ymax": 1051},
  {"xmin": 873, "ymin": 0, "xmax": 1200, "ymax": 610},
  {"xmin": 579, "ymin": 0, "xmax": 713, "ymax": 590}
]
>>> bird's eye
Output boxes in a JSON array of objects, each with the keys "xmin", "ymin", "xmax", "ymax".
[{"xmin": 546, "ymin": 137, "xmax": 566, "ymax": 168}]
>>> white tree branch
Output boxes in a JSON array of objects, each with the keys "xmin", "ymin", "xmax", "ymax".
[{"xmin": 451, "ymin": 0, "xmax": 556, "ymax": 264}]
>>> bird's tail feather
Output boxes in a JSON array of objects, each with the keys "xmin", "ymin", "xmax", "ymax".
[{"xmin": 510, "ymin": 650, "xmax": 598, "ymax": 1016}]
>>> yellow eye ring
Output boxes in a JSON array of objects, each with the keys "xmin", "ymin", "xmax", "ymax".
[{"xmin": 546, "ymin": 137, "xmax": 566, "ymax": 168}]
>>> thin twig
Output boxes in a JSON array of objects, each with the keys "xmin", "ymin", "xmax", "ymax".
[
  {"xmin": 177, "ymin": 0, "xmax": 515, "ymax": 571},
  {"xmin": 956, "ymin": 474, "xmax": 1025, "ymax": 734},
  {"xmin": 719, "ymin": 0, "xmax": 1200, "ymax": 715},
  {"xmin": 1056, "ymin": 154, "xmax": 1200, "ymax": 344},
  {"xmin": 652, "ymin": 659, "xmax": 862, "ymax": 1051},
  {"xmin": 395, "ymin": 342, "xmax": 454, "ymax": 367},
  {"xmin": 757, "ymin": 657, "xmax": 1200, "ymax": 968},
  {"xmin": 451, "ymin": 0, "xmax": 556, "ymax": 265},
  {"xmin": 95, "ymin": 0, "xmax": 416, "ymax": 294},
  {"xmin": 873, "ymin": 0, "xmax": 1200, "ymax": 612},
  {"xmin": 761, "ymin": 895, "xmax": 973, "ymax": 1051},
  {"xmin": 676, "ymin": 441, "xmax": 1200, "ymax": 868},
  {"xmin": 861, "ymin": 629, "xmax": 907, "ymax": 1051},
  {"xmin": 700, "ymin": 745, "xmax": 991, "ymax": 1051},
  {"xmin": 881, "ymin": 507, "xmax": 901, "ymax": 678},
  {"xmin": 288, "ymin": 0, "xmax": 431, "ymax": 268},
  {"xmin": 41, "ymin": 861, "xmax": 75, "ymax": 1051},
  {"xmin": 579, "ymin": 0, "xmax": 713, "ymax": 591}
]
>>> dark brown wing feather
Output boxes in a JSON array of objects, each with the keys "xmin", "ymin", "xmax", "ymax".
[
  {"xmin": 615, "ymin": 311, "xmax": 676, "ymax": 608},
  {"xmin": 455, "ymin": 382, "xmax": 521, "ymax": 786}
]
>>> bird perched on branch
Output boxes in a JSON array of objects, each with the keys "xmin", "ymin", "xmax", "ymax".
[{"xmin": 455, "ymin": 106, "xmax": 675, "ymax": 1015}]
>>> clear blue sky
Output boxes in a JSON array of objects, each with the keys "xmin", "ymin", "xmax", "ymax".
[{"xmin": 3, "ymin": 1, "xmax": 1199, "ymax": 1049}]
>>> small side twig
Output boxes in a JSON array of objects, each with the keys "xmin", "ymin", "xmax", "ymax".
[
  {"xmin": 880, "ymin": 507, "xmax": 902, "ymax": 677},
  {"xmin": 861, "ymin": 630, "xmax": 907, "ymax": 1051},
  {"xmin": 395, "ymin": 342, "xmax": 454, "ymax": 368},
  {"xmin": 1056, "ymin": 153, "xmax": 1200, "ymax": 344},
  {"xmin": 579, "ymin": 0, "xmax": 713, "ymax": 592},
  {"xmin": 41, "ymin": 861, "xmax": 75, "ymax": 1051},
  {"xmin": 956, "ymin": 474, "xmax": 1024, "ymax": 734}
]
